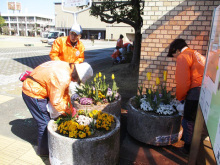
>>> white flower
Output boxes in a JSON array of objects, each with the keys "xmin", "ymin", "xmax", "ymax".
[
  {"xmin": 140, "ymin": 98, "xmax": 153, "ymax": 111},
  {"xmin": 140, "ymin": 98, "xmax": 179, "ymax": 115},
  {"xmin": 76, "ymin": 115, "xmax": 93, "ymax": 126}
]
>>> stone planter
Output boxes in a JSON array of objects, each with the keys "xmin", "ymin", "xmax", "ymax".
[
  {"xmin": 72, "ymin": 95, "xmax": 121, "ymax": 119},
  {"xmin": 127, "ymin": 97, "xmax": 182, "ymax": 146},
  {"xmin": 47, "ymin": 115, "xmax": 120, "ymax": 165}
]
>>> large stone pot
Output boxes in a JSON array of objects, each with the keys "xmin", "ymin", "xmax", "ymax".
[
  {"xmin": 72, "ymin": 95, "xmax": 121, "ymax": 119},
  {"xmin": 127, "ymin": 97, "xmax": 182, "ymax": 146},
  {"xmin": 47, "ymin": 115, "xmax": 120, "ymax": 165}
]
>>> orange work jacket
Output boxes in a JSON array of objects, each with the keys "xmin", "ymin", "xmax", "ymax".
[
  {"xmin": 22, "ymin": 61, "xmax": 73, "ymax": 114},
  {"xmin": 111, "ymin": 49, "xmax": 120, "ymax": 59},
  {"xmin": 49, "ymin": 36, "xmax": 85, "ymax": 64},
  {"xmin": 175, "ymin": 48, "xmax": 206, "ymax": 101}
]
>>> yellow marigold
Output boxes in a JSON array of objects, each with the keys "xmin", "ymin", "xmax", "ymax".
[{"xmin": 69, "ymin": 131, "xmax": 74, "ymax": 138}]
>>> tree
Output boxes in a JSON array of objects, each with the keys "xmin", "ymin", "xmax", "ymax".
[
  {"xmin": 0, "ymin": 16, "xmax": 6, "ymax": 34},
  {"xmin": 90, "ymin": 0, "xmax": 144, "ymax": 68}
]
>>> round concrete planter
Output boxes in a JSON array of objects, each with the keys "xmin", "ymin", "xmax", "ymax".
[
  {"xmin": 47, "ymin": 115, "xmax": 120, "ymax": 165},
  {"xmin": 72, "ymin": 95, "xmax": 121, "ymax": 119},
  {"xmin": 127, "ymin": 97, "xmax": 182, "ymax": 146}
]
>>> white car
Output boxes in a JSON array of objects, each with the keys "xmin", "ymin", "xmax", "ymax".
[{"xmin": 47, "ymin": 31, "xmax": 66, "ymax": 46}]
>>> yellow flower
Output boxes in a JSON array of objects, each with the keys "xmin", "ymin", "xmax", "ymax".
[
  {"xmin": 103, "ymin": 75, "xmax": 106, "ymax": 80},
  {"xmin": 94, "ymin": 77, "xmax": 96, "ymax": 82},
  {"xmin": 96, "ymin": 73, "xmax": 98, "ymax": 78},
  {"xmin": 156, "ymin": 77, "xmax": 160, "ymax": 85},
  {"xmin": 163, "ymin": 71, "xmax": 167, "ymax": 81},
  {"xmin": 99, "ymin": 72, "xmax": 102, "ymax": 77},
  {"xmin": 146, "ymin": 72, "xmax": 151, "ymax": 81},
  {"xmin": 148, "ymin": 89, "xmax": 151, "ymax": 94},
  {"xmin": 112, "ymin": 74, "xmax": 115, "ymax": 80}
]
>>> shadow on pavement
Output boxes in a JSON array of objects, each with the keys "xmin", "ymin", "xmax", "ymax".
[
  {"xmin": 9, "ymin": 118, "xmax": 38, "ymax": 146},
  {"xmin": 119, "ymin": 113, "xmax": 188, "ymax": 165},
  {"xmin": 12, "ymin": 47, "xmax": 114, "ymax": 69}
]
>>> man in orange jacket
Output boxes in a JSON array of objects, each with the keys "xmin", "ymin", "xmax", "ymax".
[
  {"xmin": 49, "ymin": 24, "xmax": 85, "ymax": 64},
  {"xmin": 22, "ymin": 61, "xmax": 93, "ymax": 156},
  {"xmin": 49, "ymin": 24, "xmax": 85, "ymax": 94},
  {"xmin": 167, "ymin": 39, "xmax": 206, "ymax": 154}
]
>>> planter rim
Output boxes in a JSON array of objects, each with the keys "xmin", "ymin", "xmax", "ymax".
[
  {"xmin": 73, "ymin": 94, "xmax": 121, "ymax": 106},
  {"xmin": 48, "ymin": 114, "xmax": 120, "ymax": 142},
  {"xmin": 129, "ymin": 96, "xmax": 180, "ymax": 117}
]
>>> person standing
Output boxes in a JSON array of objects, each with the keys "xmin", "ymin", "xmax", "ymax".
[
  {"xmin": 167, "ymin": 39, "xmax": 206, "ymax": 154},
  {"xmin": 22, "ymin": 61, "xmax": 93, "ymax": 156},
  {"xmin": 116, "ymin": 34, "xmax": 124, "ymax": 49},
  {"xmin": 49, "ymin": 24, "xmax": 85, "ymax": 94},
  {"xmin": 49, "ymin": 24, "xmax": 85, "ymax": 64}
]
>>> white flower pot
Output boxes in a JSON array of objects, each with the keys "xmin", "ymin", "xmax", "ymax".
[
  {"xmin": 47, "ymin": 115, "xmax": 120, "ymax": 165},
  {"xmin": 127, "ymin": 97, "xmax": 183, "ymax": 146}
]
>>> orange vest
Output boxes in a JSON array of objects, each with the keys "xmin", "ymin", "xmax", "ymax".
[
  {"xmin": 175, "ymin": 48, "xmax": 206, "ymax": 101},
  {"xmin": 49, "ymin": 36, "xmax": 85, "ymax": 64},
  {"xmin": 111, "ymin": 49, "xmax": 120, "ymax": 59},
  {"xmin": 116, "ymin": 39, "xmax": 123, "ymax": 48},
  {"xmin": 22, "ymin": 61, "xmax": 72, "ymax": 114}
]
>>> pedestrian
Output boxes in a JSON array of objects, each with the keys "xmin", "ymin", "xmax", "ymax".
[
  {"xmin": 22, "ymin": 61, "xmax": 93, "ymax": 156},
  {"xmin": 49, "ymin": 24, "xmax": 84, "ymax": 64},
  {"xmin": 49, "ymin": 24, "xmax": 85, "ymax": 95},
  {"xmin": 167, "ymin": 39, "xmax": 206, "ymax": 154},
  {"xmin": 116, "ymin": 34, "xmax": 123, "ymax": 49},
  {"xmin": 91, "ymin": 35, "xmax": 95, "ymax": 46},
  {"xmin": 98, "ymin": 32, "xmax": 101, "ymax": 40}
]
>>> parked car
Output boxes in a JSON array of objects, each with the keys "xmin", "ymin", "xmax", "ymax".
[
  {"xmin": 47, "ymin": 31, "xmax": 66, "ymax": 46},
  {"xmin": 40, "ymin": 32, "xmax": 49, "ymax": 43}
]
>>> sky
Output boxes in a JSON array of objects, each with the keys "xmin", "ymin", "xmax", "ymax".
[{"xmin": 0, "ymin": 0, "xmax": 62, "ymax": 18}]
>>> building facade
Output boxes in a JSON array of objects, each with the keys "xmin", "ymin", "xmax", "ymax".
[
  {"xmin": 1, "ymin": 13, "xmax": 54, "ymax": 37},
  {"xmin": 54, "ymin": 2, "xmax": 135, "ymax": 42}
]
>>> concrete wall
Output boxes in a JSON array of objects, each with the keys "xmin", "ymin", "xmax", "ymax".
[{"xmin": 139, "ymin": 0, "xmax": 220, "ymax": 94}]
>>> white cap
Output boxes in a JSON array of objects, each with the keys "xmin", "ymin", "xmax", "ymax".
[
  {"xmin": 75, "ymin": 62, "xmax": 93, "ymax": 84},
  {"xmin": 70, "ymin": 24, "xmax": 82, "ymax": 35}
]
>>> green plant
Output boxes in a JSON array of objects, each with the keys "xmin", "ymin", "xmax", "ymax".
[{"xmin": 75, "ymin": 72, "xmax": 119, "ymax": 105}]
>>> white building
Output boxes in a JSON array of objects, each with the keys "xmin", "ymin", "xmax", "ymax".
[{"xmin": 1, "ymin": 13, "xmax": 55, "ymax": 37}]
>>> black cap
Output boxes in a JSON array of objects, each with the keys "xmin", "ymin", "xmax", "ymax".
[{"xmin": 167, "ymin": 39, "xmax": 187, "ymax": 57}]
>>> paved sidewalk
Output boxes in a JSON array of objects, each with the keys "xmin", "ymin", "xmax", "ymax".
[{"xmin": 0, "ymin": 135, "xmax": 49, "ymax": 165}]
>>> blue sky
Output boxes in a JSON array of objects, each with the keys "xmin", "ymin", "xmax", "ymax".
[{"xmin": 0, "ymin": 0, "xmax": 61, "ymax": 18}]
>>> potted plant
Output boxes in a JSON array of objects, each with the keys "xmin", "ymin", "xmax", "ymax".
[
  {"xmin": 48, "ymin": 110, "xmax": 120, "ymax": 165},
  {"xmin": 71, "ymin": 72, "xmax": 121, "ymax": 119},
  {"xmin": 127, "ymin": 71, "xmax": 183, "ymax": 146}
]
